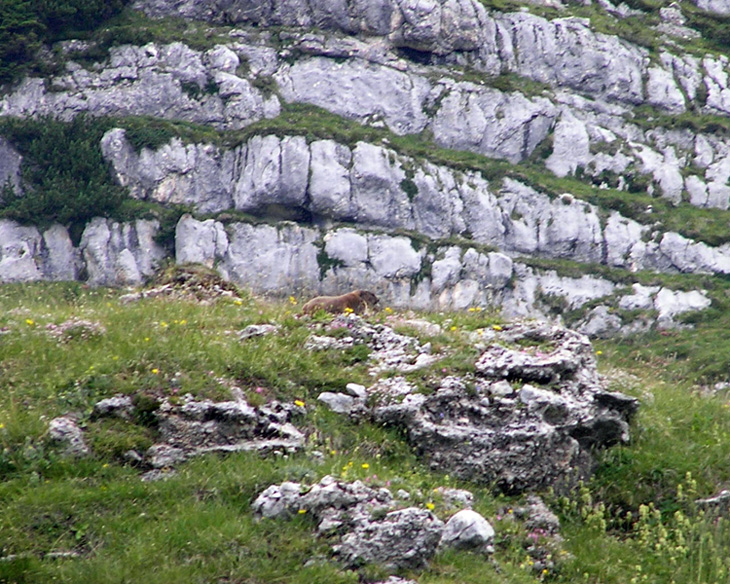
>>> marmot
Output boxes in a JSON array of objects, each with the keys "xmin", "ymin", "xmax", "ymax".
[{"xmin": 301, "ymin": 290, "xmax": 380, "ymax": 315}]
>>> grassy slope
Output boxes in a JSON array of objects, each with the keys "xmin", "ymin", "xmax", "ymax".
[{"xmin": 1, "ymin": 280, "xmax": 730, "ymax": 583}]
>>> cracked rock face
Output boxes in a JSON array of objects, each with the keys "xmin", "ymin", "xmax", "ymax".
[
  {"xmin": 252, "ymin": 475, "xmax": 490, "ymax": 571},
  {"xmin": 87, "ymin": 394, "xmax": 305, "ymax": 473},
  {"xmin": 335, "ymin": 507, "xmax": 444, "ymax": 570},
  {"xmin": 374, "ymin": 321, "xmax": 638, "ymax": 493},
  {"xmin": 150, "ymin": 396, "xmax": 305, "ymax": 465},
  {"xmin": 306, "ymin": 313, "xmax": 437, "ymax": 375}
]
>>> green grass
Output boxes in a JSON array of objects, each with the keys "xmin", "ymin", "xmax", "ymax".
[{"xmin": 2, "ymin": 278, "xmax": 730, "ymax": 582}]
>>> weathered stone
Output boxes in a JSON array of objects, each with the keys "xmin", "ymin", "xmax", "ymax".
[
  {"xmin": 318, "ymin": 392, "xmax": 357, "ymax": 414},
  {"xmin": 0, "ymin": 43, "xmax": 279, "ymax": 129},
  {"xmin": 0, "ymin": 221, "xmax": 44, "ymax": 283},
  {"xmin": 101, "ymin": 128, "xmax": 235, "ymax": 214},
  {"xmin": 48, "ymin": 416, "xmax": 89, "ymax": 458},
  {"xmin": 80, "ymin": 218, "xmax": 166, "ymax": 286},
  {"xmin": 432, "ymin": 82, "xmax": 557, "ymax": 163},
  {"xmin": 276, "ymin": 57, "xmax": 431, "ymax": 136},
  {"xmin": 439, "ymin": 509, "xmax": 495, "ymax": 550},
  {"xmin": 93, "ymin": 395, "xmax": 135, "ymax": 420},
  {"xmin": 336, "ymin": 507, "xmax": 444, "ymax": 570},
  {"xmin": 345, "ymin": 383, "xmax": 368, "ymax": 399},
  {"xmin": 238, "ymin": 324, "xmax": 280, "ymax": 340},
  {"xmin": 375, "ymin": 322, "xmax": 637, "ymax": 492},
  {"xmin": 576, "ymin": 306, "xmax": 623, "ymax": 339},
  {"xmin": 251, "ymin": 482, "xmax": 304, "ymax": 519}
]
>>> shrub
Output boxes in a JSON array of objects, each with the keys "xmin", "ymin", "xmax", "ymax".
[
  {"xmin": 0, "ymin": 115, "xmax": 127, "ymax": 233},
  {"xmin": 0, "ymin": 0, "xmax": 43, "ymax": 84}
]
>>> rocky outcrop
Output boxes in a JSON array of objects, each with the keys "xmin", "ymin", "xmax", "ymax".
[
  {"xmin": 0, "ymin": 43, "xmax": 280, "ymax": 129},
  {"xmin": 370, "ymin": 320, "xmax": 638, "ymax": 492},
  {"xmin": 81, "ymin": 393, "xmax": 306, "ymax": 475},
  {"xmin": 7, "ymin": 19, "xmax": 730, "ymax": 208},
  {"xmin": 104, "ymin": 131, "xmax": 730, "ymax": 277},
  {"xmin": 0, "ymin": 220, "xmax": 79, "ymax": 282},
  {"xmin": 6, "ymin": 0, "xmax": 730, "ymax": 211},
  {"xmin": 0, "ymin": 210, "xmax": 712, "ymax": 331},
  {"xmin": 3, "ymin": 0, "xmax": 730, "ymax": 331},
  {"xmin": 252, "ymin": 475, "xmax": 492, "ymax": 571},
  {"xmin": 79, "ymin": 218, "xmax": 166, "ymax": 286},
  {"xmin": 175, "ymin": 215, "xmax": 712, "ymax": 324}
]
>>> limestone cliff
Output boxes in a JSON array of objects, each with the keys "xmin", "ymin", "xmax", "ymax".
[{"xmin": 1, "ymin": 0, "xmax": 729, "ymax": 331}]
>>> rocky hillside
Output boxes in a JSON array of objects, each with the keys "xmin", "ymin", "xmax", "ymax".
[{"xmin": 3, "ymin": 0, "xmax": 730, "ymax": 334}]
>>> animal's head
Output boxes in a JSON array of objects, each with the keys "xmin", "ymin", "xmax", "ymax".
[{"xmin": 358, "ymin": 290, "xmax": 380, "ymax": 307}]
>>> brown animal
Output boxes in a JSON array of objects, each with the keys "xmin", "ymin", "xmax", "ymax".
[{"xmin": 301, "ymin": 290, "xmax": 380, "ymax": 315}]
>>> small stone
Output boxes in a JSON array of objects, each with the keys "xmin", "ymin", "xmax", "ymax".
[
  {"xmin": 238, "ymin": 324, "xmax": 279, "ymax": 340},
  {"xmin": 434, "ymin": 487, "xmax": 474, "ymax": 509},
  {"xmin": 345, "ymin": 383, "xmax": 367, "ymax": 399},
  {"xmin": 440, "ymin": 509, "xmax": 495, "ymax": 550},
  {"xmin": 93, "ymin": 395, "xmax": 135, "ymax": 420},
  {"xmin": 48, "ymin": 416, "xmax": 89, "ymax": 458},
  {"xmin": 146, "ymin": 444, "xmax": 187, "ymax": 468},
  {"xmin": 490, "ymin": 380, "xmax": 514, "ymax": 397},
  {"xmin": 123, "ymin": 450, "xmax": 144, "ymax": 466},
  {"xmin": 317, "ymin": 392, "xmax": 356, "ymax": 414}
]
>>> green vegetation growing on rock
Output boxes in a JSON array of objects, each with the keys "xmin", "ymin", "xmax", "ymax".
[
  {"xmin": 0, "ymin": 115, "xmax": 127, "ymax": 234},
  {"xmin": 0, "ymin": 0, "xmax": 130, "ymax": 84}
]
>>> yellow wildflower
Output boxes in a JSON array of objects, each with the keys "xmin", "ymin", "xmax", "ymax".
[
  {"xmin": 233, "ymin": 299, "xmax": 243, "ymax": 306},
  {"xmin": 492, "ymin": 324, "xmax": 503, "ymax": 331},
  {"xmin": 294, "ymin": 400, "xmax": 305, "ymax": 408},
  {"xmin": 426, "ymin": 502, "xmax": 435, "ymax": 511},
  {"xmin": 344, "ymin": 307, "xmax": 354, "ymax": 314},
  {"xmin": 596, "ymin": 350, "xmax": 603, "ymax": 355},
  {"xmin": 361, "ymin": 463, "xmax": 370, "ymax": 470},
  {"xmin": 151, "ymin": 368, "xmax": 159, "ymax": 374},
  {"xmin": 298, "ymin": 509, "xmax": 307, "ymax": 514},
  {"xmin": 385, "ymin": 307, "xmax": 393, "ymax": 313},
  {"xmin": 289, "ymin": 296, "xmax": 297, "ymax": 305},
  {"xmin": 25, "ymin": 319, "xmax": 34, "ymax": 326}
]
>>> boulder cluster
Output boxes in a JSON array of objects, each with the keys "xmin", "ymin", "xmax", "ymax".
[{"xmin": 313, "ymin": 316, "xmax": 638, "ymax": 492}]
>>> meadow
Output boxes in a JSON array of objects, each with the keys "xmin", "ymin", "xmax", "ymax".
[{"xmin": 1, "ymin": 269, "xmax": 730, "ymax": 584}]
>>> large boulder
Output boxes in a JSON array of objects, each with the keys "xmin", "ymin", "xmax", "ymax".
[{"xmin": 374, "ymin": 321, "xmax": 638, "ymax": 492}]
